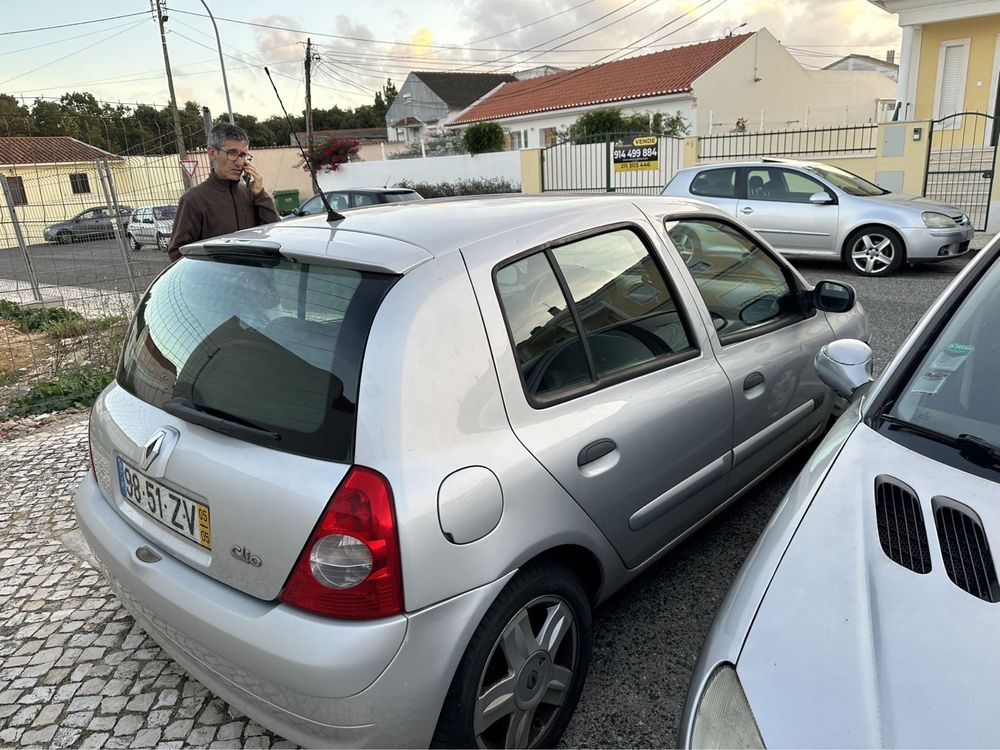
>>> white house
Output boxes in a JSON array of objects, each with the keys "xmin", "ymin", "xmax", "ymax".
[{"xmin": 449, "ymin": 30, "xmax": 897, "ymax": 144}]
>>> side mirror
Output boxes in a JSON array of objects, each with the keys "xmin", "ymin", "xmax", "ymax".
[
  {"xmin": 813, "ymin": 280, "xmax": 856, "ymax": 313},
  {"xmin": 809, "ymin": 191, "xmax": 835, "ymax": 205},
  {"xmin": 815, "ymin": 338, "xmax": 873, "ymax": 400}
]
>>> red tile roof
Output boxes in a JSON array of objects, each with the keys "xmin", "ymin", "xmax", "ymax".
[
  {"xmin": 0, "ymin": 136, "xmax": 118, "ymax": 165},
  {"xmin": 453, "ymin": 34, "xmax": 752, "ymax": 125}
]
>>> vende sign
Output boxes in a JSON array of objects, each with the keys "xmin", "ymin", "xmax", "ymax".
[{"xmin": 179, "ymin": 160, "xmax": 198, "ymax": 178}]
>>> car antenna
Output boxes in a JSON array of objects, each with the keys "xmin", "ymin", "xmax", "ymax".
[{"xmin": 264, "ymin": 66, "xmax": 344, "ymax": 223}]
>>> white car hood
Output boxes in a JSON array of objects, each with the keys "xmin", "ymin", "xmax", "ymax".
[{"xmin": 740, "ymin": 425, "xmax": 1000, "ymax": 748}]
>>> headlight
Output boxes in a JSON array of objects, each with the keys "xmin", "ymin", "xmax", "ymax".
[
  {"xmin": 922, "ymin": 211, "xmax": 957, "ymax": 228},
  {"xmin": 691, "ymin": 664, "xmax": 764, "ymax": 749}
]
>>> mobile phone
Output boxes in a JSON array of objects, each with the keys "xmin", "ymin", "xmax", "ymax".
[{"xmin": 242, "ymin": 171, "xmax": 253, "ymax": 187}]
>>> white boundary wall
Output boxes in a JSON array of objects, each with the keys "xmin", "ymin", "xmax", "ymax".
[{"xmin": 316, "ymin": 151, "xmax": 523, "ymax": 191}]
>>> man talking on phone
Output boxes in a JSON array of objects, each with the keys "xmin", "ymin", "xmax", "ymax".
[{"xmin": 167, "ymin": 123, "xmax": 279, "ymax": 262}]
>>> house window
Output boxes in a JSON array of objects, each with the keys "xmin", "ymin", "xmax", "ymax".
[
  {"xmin": 4, "ymin": 175, "xmax": 26, "ymax": 206},
  {"xmin": 541, "ymin": 127, "xmax": 558, "ymax": 147},
  {"xmin": 934, "ymin": 39, "xmax": 970, "ymax": 126},
  {"xmin": 69, "ymin": 173, "xmax": 91, "ymax": 194}
]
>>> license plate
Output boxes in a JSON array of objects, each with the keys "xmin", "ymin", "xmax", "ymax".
[{"xmin": 116, "ymin": 458, "xmax": 212, "ymax": 549}]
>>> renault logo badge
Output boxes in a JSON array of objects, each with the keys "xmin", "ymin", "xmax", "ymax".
[{"xmin": 140, "ymin": 430, "xmax": 167, "ymax": 471}]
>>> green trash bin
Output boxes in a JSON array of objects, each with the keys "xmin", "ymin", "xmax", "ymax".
[{"xmin": 273, "ymin": 189, "xmax": 300, "ymax": 215}]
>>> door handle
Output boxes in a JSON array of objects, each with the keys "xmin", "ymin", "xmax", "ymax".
[
  {"xmin": 740, "ymin": 207, "xmax": 754, "ymax": 215},
  {"xmin": 743, "ymin": 372, "xmax": 765, "ymax": 391},
  {"xmin": 577, "ymin": 439, "xmax": 617, "ymax": 467}
]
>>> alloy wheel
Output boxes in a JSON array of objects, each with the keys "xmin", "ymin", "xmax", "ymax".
[
  {"xmin": 474, "ymin": 595, "xmax": 578, "ymax": 748},
  {"xmin": 849, "ymin": 232, "xmax": 897, "ymax": 276}
]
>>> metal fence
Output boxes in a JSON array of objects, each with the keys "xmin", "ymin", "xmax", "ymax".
[
  {"xmin": 924, "ymin": 112, "xmax": 997, "ymax": 231},
  {"xmin": 698, "ymin": 123, "xmax": 878, "ymax": 161},
  {"xmin": 0, "ymin": 115, "xmax": 209, "ymax": 419},
  {"xmin": 542, "ymin": 132, "xmax": 685, "ymax": 195}
]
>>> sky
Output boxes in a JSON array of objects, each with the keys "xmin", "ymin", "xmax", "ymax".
[{"xmin": 0, "ymin": 0, "xmax": 903, "ymax": 120}]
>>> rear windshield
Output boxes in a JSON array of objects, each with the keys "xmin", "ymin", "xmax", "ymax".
[
  {"xmin": 153, "ymin": 206, "xmax": 177, "ymax": 220},
  {"xmin": 118, "ymin": 255, "xmax": 395, "ymax": 462}
]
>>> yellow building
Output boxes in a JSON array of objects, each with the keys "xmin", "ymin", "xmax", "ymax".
[
  {"xmin": 0, "ymin": 136, "xmax": 188, "ymax": 246},
  {"xmin": 871, "ymin": 0, "xmax": 1000, "ymax": 231}
]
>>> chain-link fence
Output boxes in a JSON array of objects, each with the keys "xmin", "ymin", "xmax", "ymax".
[{"xmin": 0, "ymin": 114, "xmax": 212, "ymax": 419}]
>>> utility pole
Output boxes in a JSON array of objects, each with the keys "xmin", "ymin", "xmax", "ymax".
[
  {"xmin": 153, "ymin": 0, "xmax": 191, "ymax": 189},
  {"xmin": 304, "ymin": 38, "xmax": 319, "ymax": 196}
]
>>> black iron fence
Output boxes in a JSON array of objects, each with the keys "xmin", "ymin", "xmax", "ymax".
[
  {"xmin": 924, "ymin": 112, "xmax": 997, "ymax": 231},
  {"xmin": 698, "ymin": 123, "xmax": 878, "ymax": 161}
]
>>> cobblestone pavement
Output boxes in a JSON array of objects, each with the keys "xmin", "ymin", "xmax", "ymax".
[{"xmin": 0, "ymin": 415, "xmax": 293, "ymax": 749}]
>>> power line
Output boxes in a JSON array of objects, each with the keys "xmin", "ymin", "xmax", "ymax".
[
  {"xmin": 468, "ymin": 0, "xmax": 603, "ymax": 44},
  {"xmin": 593, "ymin": 0, "xmax": 725, "ymax": 65},
  {"xmin": 0, "ymin": 20, "xmax": 148, "ymax": 87},
  {"xmin": 0, "ymin": 11, "xmax": 150, "ymax": 37}
]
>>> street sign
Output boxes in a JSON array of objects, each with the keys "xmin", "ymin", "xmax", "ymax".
[
  {"xmin": 179, "ymin": 160, "xmax": 198, "ymax": 178},
  {"xmin": 612, "ymin": 136, "xmax": 659, "ymax": 172}
]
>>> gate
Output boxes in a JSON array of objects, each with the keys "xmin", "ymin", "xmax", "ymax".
[
  {"xmin": 541, "ymin": 132, "xmax": 684, "ymax": 195},
  {"xmin": 924, "ymin": 112, "xmax": 997, "ymax": 231}
]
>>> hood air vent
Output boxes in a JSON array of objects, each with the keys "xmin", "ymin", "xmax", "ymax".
[
  {"xmin": 933, "ymin": 499, "xmax": 1000, "ymax": 604},
  {"xmin": 875, "ymin": 477, "xmax": 931, "ymax": 574}
]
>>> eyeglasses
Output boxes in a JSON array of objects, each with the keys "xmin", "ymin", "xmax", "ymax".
[{"xmin": 221, "ymin": 148, "xmax": 252, "ymax": 162}]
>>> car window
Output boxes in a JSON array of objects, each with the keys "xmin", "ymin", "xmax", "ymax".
[
  {"xmin": 689, "ymin": 168, "xmax": 737, "ymax": 198},
  {"xmin": 497, "ymin": 229, "xmax": 694, "ymax": 401},
  {"xmin": 353, "ymin": 194, "xmax": 378, "ymax": 207},
  {"xmin": 78, "ymin": 209, "xmax": 99, "ymax": 220},
  {"xmin": 118, "ymin": 257, "xmax": 396, "ymax": 462},
  {"xmin": 383, "ymin": 191, "xmax": 420, "ymax": 203},
  {"xmin": 153, "ymin": 206, "xmax": 176, "ymax": 220},
  {"xmin": 665, "ymin": 218, "xmax": 802, "ymax": 342},
  {"xmin": 747, "ymin": 168, "xmax": 826, "ymax": 203},
  {"xmin": 300, "ymin": 195, "xmax": 323, "ymax": 214}
]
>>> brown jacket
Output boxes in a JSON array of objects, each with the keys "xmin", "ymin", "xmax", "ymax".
[{"xmin": 167, "ymin": 170, "xmax": 280, "ymax": 262}]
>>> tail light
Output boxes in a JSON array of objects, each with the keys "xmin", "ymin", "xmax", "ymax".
[{"xmin": 281, "ymin": 467, "xmax": 403, "ymax": 619}]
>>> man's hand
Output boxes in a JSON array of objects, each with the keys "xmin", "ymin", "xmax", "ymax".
[{"xmin": 243, "ymin": 162, "xmax": 265, "ymax": 196}]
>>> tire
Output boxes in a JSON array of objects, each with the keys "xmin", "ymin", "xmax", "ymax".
[
  {"xmin": 844, "ymin": 226, "xmax": 904, "ymax": 277},
  {"xmin": 127, "ymin": 233, "xmax": 141, "ymax": 251},
  {"xmin": 156, "ymin": 233, "xmax": 169, "ymax": 253},
  {"xmin": 57, "ymin": 231, "xmax": 72, "ymax": 245},
  {"xmin": 432, "ymin": 562, "xmax": 592, "ymax": 749}
]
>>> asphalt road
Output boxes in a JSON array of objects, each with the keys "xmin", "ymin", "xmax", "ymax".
[
  {"xmin": 0, "ymin": 237, "xmax": 169, "ymax": 295},
  {"xmin": 0, "ymin": 234, "xmax": 988, "ymax": 748}
]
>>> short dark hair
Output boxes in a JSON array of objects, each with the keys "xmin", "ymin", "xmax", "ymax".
[{"xmin": 209, "ymin": 123, "xmax": 249, "ymax": 150}]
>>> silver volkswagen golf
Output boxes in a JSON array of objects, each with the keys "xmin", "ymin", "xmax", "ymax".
[
  {"xmin": 662, "ymin": 158, "xmax": 973, "ymax": 277},
  {"xmin": 75, "ymin": 195, "xmax": 867, "ymax": 748},
  {"xmin": 681, "ymin": 236, "xmax": 1000, "ymax": 748}
]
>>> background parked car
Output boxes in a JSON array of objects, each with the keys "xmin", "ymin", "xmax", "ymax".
[
  {"xmin": 281, "ymin": 187, "xmax": 423, "ymax": 218},
  {"xmin": 75, "ymin": 195, "xmax": 865, "ymax": 749},
  {"xmin": 126, "ymin": 205, "xmax": 177, "ymax": 252},
  {"xmin": 43, "ymin": 205, "xmax": 134, "ymax": 244},
  {"xmin": 662, "ymin": 158, "xmax": 973, "ymax": 277},
  {"xmin": 680, "ymin": 234, "xmax": 1000, "ymax": 748}
]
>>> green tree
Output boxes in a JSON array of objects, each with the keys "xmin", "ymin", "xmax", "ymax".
[
  {"xmin": 0, "ymin": 94, "xmax": 31, "ymax": 135},
  {"xmin": 567, "ymin": 107, "xmax": 689, "ymax": 143},
  {"xmin": 463, "ymin": 122, "xmax": 505, "ymax": 155},
  {"xmin": 373, "ymin": 79, "xmax": 397, "ymax": 123}
]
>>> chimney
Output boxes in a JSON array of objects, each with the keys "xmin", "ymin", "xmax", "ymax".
[{"xmin": 886, "ymin": 50, "xmax": 896, "ymax": 64}]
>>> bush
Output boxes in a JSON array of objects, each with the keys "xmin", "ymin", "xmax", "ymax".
[
  {"xmin": 397, "ymin": 178, "xmax": 521, "ymax": 198},
  {"xmin": 566, "ymin": 108, "xmax": 689, "ymax": 144},
  {"xmin": 0, "ymin": 300, "xmax": 84, "ymax": 333},
  {"xmin": 4, "ymin": 365, "xmax": 114, "ymax": 417},
  {"xmin": 300, "ymin": 137, "xmax": 361, "ymax": 172},
  {"xmin": 462, "ymin": 122, "xmax": 506, "ymax": 155}
]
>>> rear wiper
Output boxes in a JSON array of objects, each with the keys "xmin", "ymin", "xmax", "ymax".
[
  {"xmin": 880, "ymin": 414, "xmax": 1000, "ymax": 468},
  {"xmin": 164, "ymin": 397, "xmax": 280, "ymax": 442}
]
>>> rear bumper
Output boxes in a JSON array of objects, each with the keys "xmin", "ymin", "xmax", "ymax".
[
  {"xmin": 75, "ymin": 471, "xmax": 511, "ymax": 748},
  {"xmin": 899, "ymin": 224, "xmax": 974, "ymax": 261}
]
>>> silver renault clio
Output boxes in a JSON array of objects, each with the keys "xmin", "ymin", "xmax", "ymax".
[{"xmin": 75, "ymin": 195, "xmax": 867, "ymax": 748}]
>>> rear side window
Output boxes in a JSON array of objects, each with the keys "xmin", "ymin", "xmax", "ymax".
[
  {"xmin": 496, "ymin": 228, "xmax": 694, "ymax": 403},
  {"xmin": 690, "ymin": 168, "xmax": 737, "ymax": 198},
  {"xmin": 118, "ymin": 256, "xmax": 395, "ymax": 462}
]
